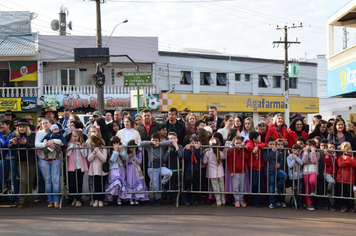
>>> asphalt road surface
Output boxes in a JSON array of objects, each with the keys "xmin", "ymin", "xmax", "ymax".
[{"xmin": 1, "ymin": 200, "xmax": 356, "ymax": 236}]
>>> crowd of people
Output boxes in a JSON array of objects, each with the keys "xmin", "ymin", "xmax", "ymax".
[{"xmin": 1, "ymin": 107, "xmax": 356, "ymax": 213}]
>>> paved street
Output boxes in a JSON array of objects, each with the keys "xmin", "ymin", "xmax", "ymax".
[{"xmin": 1, "ymin": 200, "xmax": 356, "ymax": 236}]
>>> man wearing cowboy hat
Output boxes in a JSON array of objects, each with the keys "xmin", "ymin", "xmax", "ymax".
[
  {"xmin": 180, "ymin": 108, "xmax": 190, "ymax": 124},
  {"xmin": 25, "ymin": 115, "xmax": 36, "ymax": 131},
  {"xmin": 42, "ymin": 109, "xmax": 62, "ymax": 130},
  {"xmin": 4, "ymin": 110, "xmax": 16, "ymax": 121}
]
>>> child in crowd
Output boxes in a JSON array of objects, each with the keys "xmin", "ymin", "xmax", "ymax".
[
  {"xmin": 302, "ymin": 139, "xmax": 320, "ymax": 211},
  {"xmin": 125, "ymin": 139, "xmax": 149, "ymax": 205},
  {"xmin": 184, "ymin": 136, "xmax": 202, "ymax": 206},
  {"xmin": 313, "ymin": 137, "xmax": 321, "ymax": 149},
  {"xmin": 296, "ymin": 136, "xmax": 307, "ymax": 149},
  {"xmin": 66, "ymin": 129, "xmax": 88, "ymax": 207},
  {"xmin": 87, "ymin": 127, "xmax": 108, "ymax": 208},
  {"xmin": 105, "ymin": 136, "xmax": 128, "ymax": 205},
  {"xmin": 264, "ymin": 137, "xmax": 287, "ymax": 209},
  {"xmin": 228, "ymin": 136, "xmax": 247, "ymax": 208},
  {"xmin": 42, "ymin": 124, "xmax": 67, "ymax": 160},
  {"xmin": 163, "ymin": 132, "xmax": 183, "ymax": 206},
  {"xmin": 336, "ymin": 142, "xmax": 356, "ymax": 212},
  {"xmin": 224, "ymin": 128, "xmax": 239, "ymax": 197},
  {"xmin": 316, "ymin": 139, "xmax": 329, "ymax": 210},
  {"xmin": 203, "ymin": 137, "xmax": 226, "ymax": 207},
  {"xmin": 157, "ymin": 124, "xmax": 168, "ymax": 142},
  {"xmin": 323, "ymin": 141, "xmax": 338, "ymax": 211},
  {"xmin": 287, "ymin": 144, "xmax": 304, "ymax": 209},
  {"xmin": 245, "ymin": 131, "xmax": 266, "ymax": 207},
  {"xmin": 275, "ymin": 139, "xmax": 288, "ymax": 208},
  {"xmin": 140, "ymin": 133, "xmax": 172, "ymax": 206}
]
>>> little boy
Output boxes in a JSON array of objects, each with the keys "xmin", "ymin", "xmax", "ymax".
[
  {"xmin": 287, "ymin": 144, "xmax": 303, "ymax": 209},
  {"xmin": 163, "ymin": 132, "xmax": 183, "ymax": 206},
  {"xmin": 316, "ymin": 139, "xmax": 329, "ymax": 210},
  {"xmin": 157, "ymin": 124, "xmax": 168, "ymax": 142},
  {"xmin": 183, "ymin": 136, "xmax": 201, "ymax": 206},
  {"xmin": 264, "ymin": 137, "xmax": 287, "ymax": 209},
  {"xmin": 140, "ymin": 133, "xmax": 172, "ymax": 206},
  {"xmin": 323, "ymin": 141, "xmax": 338, "ymax": 211},
  {"xmin": 41, "ymin": 124, "xmax": 67, "ymax": 160},
  {"xmin": 245, "ymin": 131, "xmax": 266, "ymax": 207}
]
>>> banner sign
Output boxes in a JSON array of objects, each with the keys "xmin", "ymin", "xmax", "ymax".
[
  {"xmin": 0, "ymin": 97, "xmax": 37, "ymax": 112},
  {"xmin": 41, "ymin": 94, "xmax": 131, "ymax": 111},
  {"xmin": 159, "ymin": 93, "xmax": 319, "ymax": 113},
  {"xmin": 327, "ymin": 59, "xmax": 356, "ymax": 97}
]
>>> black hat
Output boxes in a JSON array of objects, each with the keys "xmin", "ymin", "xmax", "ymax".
[
  {"xmin": 17, "ymin": 118, "xmax": 28, "ymax": 126},
  {"xmin": 41, "ymin": 108, "xmax": 58, "ymax": 116},
  {"xmin": 4, "ymin": 110, "xmax": 16, "ymax": 119}
]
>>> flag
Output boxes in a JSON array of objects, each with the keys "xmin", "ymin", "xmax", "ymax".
[{"xmin": 9, "ymin": 61, "xmax": 38, "ymax": 82}]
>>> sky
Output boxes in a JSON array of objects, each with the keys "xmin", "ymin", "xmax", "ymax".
[{"xmin": 0, "ymin": 0, "xmax": 353, "ymax": 60}]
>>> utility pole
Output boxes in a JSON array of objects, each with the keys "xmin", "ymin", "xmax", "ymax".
[
  {"xmin": 59, "ymin": 7, "xmax": 66, "ymax": 36},
  {"xmin": 273, "ymin": 23, "xmax": 302, "ymax": 127},
  {"xmin": 95, "ymin": 0, "xmax": 105, "ymax": 115}
]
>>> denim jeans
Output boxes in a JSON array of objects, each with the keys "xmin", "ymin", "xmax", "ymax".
[
  {"xmin": 38, "ymin": 158, "xmax": 61, "ymax": 203},
  {"xmin": 251, "ymin": 169, "xmax": 264, "ymax": 205},
  {"xmin": 292, "ymin": 179, "xmax": 303, "ymax": 208},
  {"xmin": 266, "ymin": 169, "xmax": 287, "ymax": 205},
  {"xmin": 0, "ymin": 159, "xmax": 19, "ymax": 201}
]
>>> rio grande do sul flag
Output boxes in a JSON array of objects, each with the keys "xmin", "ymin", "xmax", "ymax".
[{"xmin": 9, "ymin": 61, "xmax": 38, "ymax": 82}]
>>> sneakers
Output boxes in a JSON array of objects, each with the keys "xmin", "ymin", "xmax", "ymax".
[
  {"xmin": 307, "ymin": 205, "xmax": 315, "ymax": 211},
  {"xmin": 71, "ymin": 198, "xmax": 76, "ymax": 206},
  {"xmin": 117, "ymin": 200, "xmax": 122, "ymax": 205},
  {"xmin": 235, "ymin": 201, "xmax": 240, "ymax": 208},
  {"xmin": 76, "ymin": 201, "xmax": 82, "ymax": 207},
  {"xmin": 182, "ymin": 199, "xmax": 190, "ymax": 206},
  {"xmin": 54, "ymin": 203, "xmax": 60, "ymax": 208},
  {"xmin": 93, "ymin": 200, "xmax": 99, "ymax": 207},
  {"xmin": 330, "ymin": 206, "xmax": 335, "ymax": 212},
  {"xmin": 281, "ymin": 203, "xmax": 287, "ymax": 208},
  {"xmin": 48, "ymin": 202, "xmax": 54, "ymax": 208},
  {"xmin": 155, "ymin": 199, "xmax": 161, "ymax": 207},
  {"xmin": 341, "ymin": 206, "xmax": 348, "ymax": 212},
  {"xmin": 275, "ymin": 202, "xmax": 281, "ymax": 207},
  {"xmin": 269, "ymin": 203, "xmax": 276, "ymax": 209},
  {"xmin": 130, "ymin": 200, "xmax": 135, "ymax": 206},
  {"xmin": 90, "ymin": 199, "xmax": 94, "ymax": 206},
  {"xmin": 134, "ymin": 200, "xmax": 139, "ymax": 205},
  {"xmin": 17, "ymin": 204, "xmax": 24, "ymax": 210},
  {"xmin": 310, "ymin": 189, "xmax": 316, "ymax": 195},
  {"xmin": 212, "ymin": 202, "xmax": 221, "ymax": 207},
  {"xmin": 98, "ymin": 201, "xmax": 104, "ymax": 207},
  {"xmin": 240, "ymin": 201, "xmax": 247, "ymax": 207}
]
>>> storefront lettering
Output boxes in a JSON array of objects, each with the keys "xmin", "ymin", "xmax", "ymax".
[{"xmin": 246, "ymin": 98, "xmax": 285, "ymax": 111}]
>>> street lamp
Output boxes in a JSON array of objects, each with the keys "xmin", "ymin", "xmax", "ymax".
[{"xmin": 104, "ymin": 19, "xmax": 128, "ymax": 47}]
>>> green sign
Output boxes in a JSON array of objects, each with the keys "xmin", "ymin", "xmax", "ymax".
[{"xmin": 124, "ymin": 72, "xmax": 152, "ymax": 87}]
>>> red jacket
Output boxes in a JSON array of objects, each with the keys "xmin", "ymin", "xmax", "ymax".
[
  {"xmin": 336, "ymin": 155, "xmax": 356, "ymax": 185},
  {"xmin": 287, "ymin": 129, "xmax": 308, "ymax": 149},
  {"xmin": 228, "ymin": 148, "xmax": 248, "ymax": 174},
  {"xmin": 265, "ymin": 123, "xmax": 288, "ymax": 144},
  {"xmin": 323, "ymin": 153, "xmax": 338, "ymax": 177},
  {"xmin": 245, "ymin": 139, "xmax": 266, "ymax": 171}
]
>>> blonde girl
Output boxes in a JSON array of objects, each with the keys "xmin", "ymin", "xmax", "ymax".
[
  {"xmin": 203, "ymin": 137, "xmax": 226, "ymax": 207},
  {"xmin": 87, "ymin": 126, "xmax": 108, "ymax": 207},
  {"xmin": 66, "ymin": 129, "xmax": 88, "ymax": 207}
]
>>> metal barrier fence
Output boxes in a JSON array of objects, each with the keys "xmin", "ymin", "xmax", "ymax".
[{"xmin": 1, "ymin": 144, "xmax": 356, "ymax": 210}]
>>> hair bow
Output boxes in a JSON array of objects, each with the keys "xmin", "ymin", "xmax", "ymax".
[
  {"xmin": 95, "ymin": 125, "xmax": 100, "ymax": 129},
  {"xmin": 209, "ymin": 139, "xmax": 217, "ymax": 145}
]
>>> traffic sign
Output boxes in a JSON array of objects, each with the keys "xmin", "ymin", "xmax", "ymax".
[{"xmin": 124, "ymin": 72, "xmax": 152, "ymax": 87}]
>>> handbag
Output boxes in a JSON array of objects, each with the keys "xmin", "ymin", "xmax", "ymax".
[{"xmin": 102, "ymin": 151, "xmax": 110, "ymax": 173}]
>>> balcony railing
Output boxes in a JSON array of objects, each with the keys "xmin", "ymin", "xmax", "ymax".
[
  {"xmin": 43, "ymin": 85, "xmax": 156, "ymax": 95},
  {"xmin": 0, "ymin": 87, "xmax": 40, "ymax": 98},
  {"xmin": 329, "ymin": 44, "xmax": 356, "ymax": 70}
]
